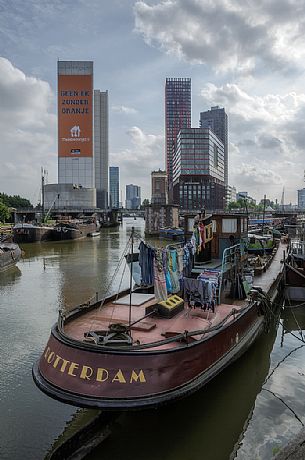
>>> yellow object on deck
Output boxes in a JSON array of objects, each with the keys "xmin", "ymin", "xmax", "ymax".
[{"xmin": 158, "ymin": 295, "xmax": 184, "ymax": 310}]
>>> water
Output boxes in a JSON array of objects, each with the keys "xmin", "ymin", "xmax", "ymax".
[{"xmin": 1, "ymin": 217, "xmax": 305, "ymax": 460}]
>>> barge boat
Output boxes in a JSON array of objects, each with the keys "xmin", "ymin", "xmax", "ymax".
[{"xmin": 33, "ymin": 213, "xmax": 284, "ymax": 410}]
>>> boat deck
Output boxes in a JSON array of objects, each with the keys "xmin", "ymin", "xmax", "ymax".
[{"xmin": 64, "ymin": 242, "xmax": 286, "ymax": 350}]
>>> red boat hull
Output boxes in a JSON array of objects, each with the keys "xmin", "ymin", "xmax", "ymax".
[{"xmin": 33, "ymin": 303, "xmax": 264, "ymax": 409}]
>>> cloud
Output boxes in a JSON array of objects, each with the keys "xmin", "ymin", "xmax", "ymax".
[
  {"xmin": 200, "ymin": 82, "xmax": 305, "ymax": 201},
  {"xmin": 110, "ymin": 126, "xmax": 164, "ymax": 199},
  {"xmin": 112, "ymin": 105, "xmax": 138, "ymax": 114},
  {"xmin": 134, "ymin": 0, "xmax": 305, "ymax": 75},
  {"xmin": 0, "ymin": 57, "xmax": 56, "ymax": 202}
]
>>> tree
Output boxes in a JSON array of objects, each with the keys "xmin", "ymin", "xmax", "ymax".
[
  {"xmin": 0, "ymin": 201, "xmax": 11, "ymax": 223},
  {"xmin": 142, "ymin": 199, "xmax": 150, "ymax": 207},
  {"xmin": 0, "ymin": 193, "xmax": 32, "ymax": 208}
]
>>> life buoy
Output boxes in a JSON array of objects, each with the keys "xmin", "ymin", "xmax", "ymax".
[{"xmin": 56, "ymin": 227, "xmax": 61, "ymax": 232}]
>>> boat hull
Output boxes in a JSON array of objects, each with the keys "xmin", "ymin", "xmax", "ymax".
[
  {"xmin": 13, "ymin": 226, "xmax": 52, "ymax": 243},
  {"xmin": 49, "ymin": 223, "xmax": 97, "ymax": 241},
  {"xmin": 33, "ymin": 303, "xmax": 264, "ymax": 410},
  {"xmin": 0, "ymin": 243, "xmax": 21, "ymax": 271}
]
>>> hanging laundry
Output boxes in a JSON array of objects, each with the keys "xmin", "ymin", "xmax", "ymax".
[
  {"xmin": 199, "ymin": 222, "xmax": 206, "ymax": 250},
  {"xmin": 138, "ymin": 241, "xmax": 154, "ymax": 285},
  {"xmin": 176, "ymin": 247, "xmax": 184, "ymax": 274},
  {"xmin": 168, "ymin": 249, "xmax": 180, "ymax": 294},
  {"xmin": 153, "ymin": 249, "xmax": 167, "ymax": 302},
  {"xmin": 183, "ymin": 278, "xmax": 206, "ymax": 307}
]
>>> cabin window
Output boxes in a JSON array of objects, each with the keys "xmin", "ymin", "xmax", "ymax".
[
  {"xmin": 222, "ymin": 218, "xmax": 237, "ymax": 233},
  {"xmin": 212, "ymin": 220, "xmax": 217, "ymax": 233}
]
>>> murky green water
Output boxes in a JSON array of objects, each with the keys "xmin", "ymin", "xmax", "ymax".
[{"xmin": 1, "ymin": 218, "xmax": 305, "ymax": 460}]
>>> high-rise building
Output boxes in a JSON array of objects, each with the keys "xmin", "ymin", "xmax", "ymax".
[
  {"xmin": 165, "ymin": 78, "xmax": 191, "ymax": 191},
  {"xmin": 151, "ymin": 169, "xmax": 168, "ymax": 205},
  {"xmin": 94, "ymin": 90, "xmax": 108, "ymax": 209},
  {"xmin": 173, "ymin": 128, "xmax": 225, "ymax": 210},
  {"xmin": 53, "ymin": 61, "xmax": 109, "ymax": 210},
  {"xmin": 58, "ymin": 61, "xmax": 94, "ymax": 189},
  {"xmin": 200, "ymin": 106, "xmax": 228, "ymax": 186},
  {"xmin": 109, "ymin": 166, "xmax": 120, "ymax": 209},
  {"xmin": 126, "ymin": 184, "xmax": 141, "ymax": 209},
  {"xmin": 298, "ymin": 188, "xmax": 305, "ymax": 209}
]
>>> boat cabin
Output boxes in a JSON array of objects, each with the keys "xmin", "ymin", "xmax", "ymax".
[{"xmin": 184, "ymin": 211, "xmax": 248, "ymax": 263}]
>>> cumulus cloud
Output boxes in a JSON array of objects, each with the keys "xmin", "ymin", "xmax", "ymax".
[
  {"xmin": 200, "ymin": 82, "xmax": 305, "ymax": 200},
  {"xmin": 0, "ymin": 57, "xmax": 56, "ymax": 202},
  {"xmin": 112, "ymin": 105, "xmax": 138, "ymax": 114},
  {"xmin": 110, "ymin": 126, "xmax": 164, "ymax": 199},
  {"xmin": 134, "ymin": 0, "xmax": 305, "ymax": 75}
]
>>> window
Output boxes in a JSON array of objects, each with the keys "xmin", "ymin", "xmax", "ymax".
[{"xmin": 222, "ymin": 219, "xmax": 237, "ymax": 233}]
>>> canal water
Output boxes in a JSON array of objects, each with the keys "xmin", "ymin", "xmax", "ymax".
[{"xmin": 1, "ymin": 217, "xmax": 305, "ymax": 460}]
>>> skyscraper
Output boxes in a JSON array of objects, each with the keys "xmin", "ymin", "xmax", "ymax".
[
  {"xmin": 126, "ymin": 184, "xmax": 141, "ymax": 209},
  {"xmin": 109, "ymin": 166, "xmax": 120, "ymax": 209},
  {"xmin": 173, "ymin": 128, "xmax": 225, "ymax": 210},
  {"xmin": 94, "ymin": 90, "xmax": 109, "ymax": 209},
  {"xmin": 199, "ymin": 106, "xmax": 228, "ymax": 186},
  {"xmin": 165, "ymin": 78, "xmax": 191, "ymax": 191}
]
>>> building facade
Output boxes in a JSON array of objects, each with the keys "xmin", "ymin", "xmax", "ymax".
[
  {"xmin": 236, "ymin": 191, "xmax": 256, "ymax": 205},
  {"xmin": 109, "ymin": 166, "xmax": 120, "ymax": 209},
  {"xmin": 44, "ymin": 183, "xmax": 96, "ymax": 210},
  {"xmin": 173, "ymin": 128, "xmax": 225, "ymax": 210},
  {"xmin": 226, "ymin": 185, "xmax": 237, "ymax": 203},
  {"xmin": 200, "ymin": 106, "xmax": 228, "ymax": 186},
  {"xmin": 298, "ymin": 188, "xmax": 305, "ymax": 209},
  {"xmin": 151, "ymin": 170, "xmax": 168, "ymax": 205},
  {"xmin": 145, "ymin": 205, "xmax": 179, "ymax": 236},
  {"xmin": 94, "ymin": 90, "xmax": 108, "ymax": 209},
  {"xmin": 126, "ymin": 184, "xmax": 141, "ymax": 209},
  {"xmin": 165, "ymin": 78, "xmax": 191, "ymax": 191},
  {"xmin": 58, "ymin": 61, "xmax": 94, "ymax": 189}
]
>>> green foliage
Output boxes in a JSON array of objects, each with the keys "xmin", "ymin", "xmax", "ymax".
[
  {"xmin": 0, "ymin": 193, "xmax": 32, "ymax": 209},
  {"xmin": 142, "ymin": 199, "xmax": 150, "ymax": 207},
  {"xmin": 272, "ymin": 445, "xmax": 281, "ymax": 456},
  {"xmin": 0, "ymin": 201, "xmax": 11, "ymax": 223}
]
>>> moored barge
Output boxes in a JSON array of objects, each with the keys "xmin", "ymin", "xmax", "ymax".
[{"xmin": 33, "ymin": 214, "xmax": 284, "ymax": 410}]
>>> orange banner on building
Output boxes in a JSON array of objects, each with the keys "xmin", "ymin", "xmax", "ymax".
[{"xmin": 58, "ymin": 75, "xmax": 93, "ymax": 157}]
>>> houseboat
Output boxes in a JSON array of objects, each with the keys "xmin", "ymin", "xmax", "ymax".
[{"xmin": 33, "ymin": 212, "xmax": 284, "ymax": 410}]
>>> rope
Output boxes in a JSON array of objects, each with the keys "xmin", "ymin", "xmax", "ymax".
[
  {"xmin": 87, "ymin": 236, "xmax": 133, "ymax": 333},
  {"xmin": 262, "ymin": 388, "xmax": 304, "ymax": 427}
]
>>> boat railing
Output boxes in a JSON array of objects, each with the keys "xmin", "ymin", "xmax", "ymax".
[
  {"xmin": 290, "ymin": 241, "xmax": 305, "ymax": 256},
  {"xmin": 218, "ymin": 242, "xmax": 246, "ymax": 304}
]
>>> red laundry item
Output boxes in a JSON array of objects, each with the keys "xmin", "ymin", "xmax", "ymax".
[{"xmin": 199, "ymin": 222, "xmax": 205, "ymax": 249}]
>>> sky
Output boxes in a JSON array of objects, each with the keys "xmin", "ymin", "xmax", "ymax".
[{"xmin": 1, "ymin": 0, "xmax": 305, "ymax": 205}]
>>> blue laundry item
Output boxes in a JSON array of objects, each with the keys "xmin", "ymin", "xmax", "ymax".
[
  {"xmin": 138, "ymin": 241, "xmax": 154, "ymax": 285},
  {"xmin": 165, "ymin": 269, "xmax": 173, "ymax": 293}
]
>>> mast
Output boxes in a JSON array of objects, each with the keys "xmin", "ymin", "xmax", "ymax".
[
  {"xmin": 41, "ymin": 167, "xmax": 45, "ymax": 223},
  {"xmin": 262, "ymin": 194, "xmax": 266, "ymax": 235},
  {"xmin": 128, "ymin": 226, "xmax": 134, "ymax": 327}
]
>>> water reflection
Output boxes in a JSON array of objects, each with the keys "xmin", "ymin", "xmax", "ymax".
[
  {"xmin": 2, "ymin": 218, "xmax": 304, "ymax": 460},
  {"xmin": 235, "ymin": 306, "xmax": 305, "ymax": 459},
  {"xmin": 0, "ymin": 266, "xmax": 22, "ymax": 288},
  {"xmin": 85, "ymin": 328, "xmax": 276, "ymax": 460}
]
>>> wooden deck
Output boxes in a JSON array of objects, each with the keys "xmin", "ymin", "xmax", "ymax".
[{"xmin": 64, "ymin": 242, "xmax": 286, "ymax": 350}]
